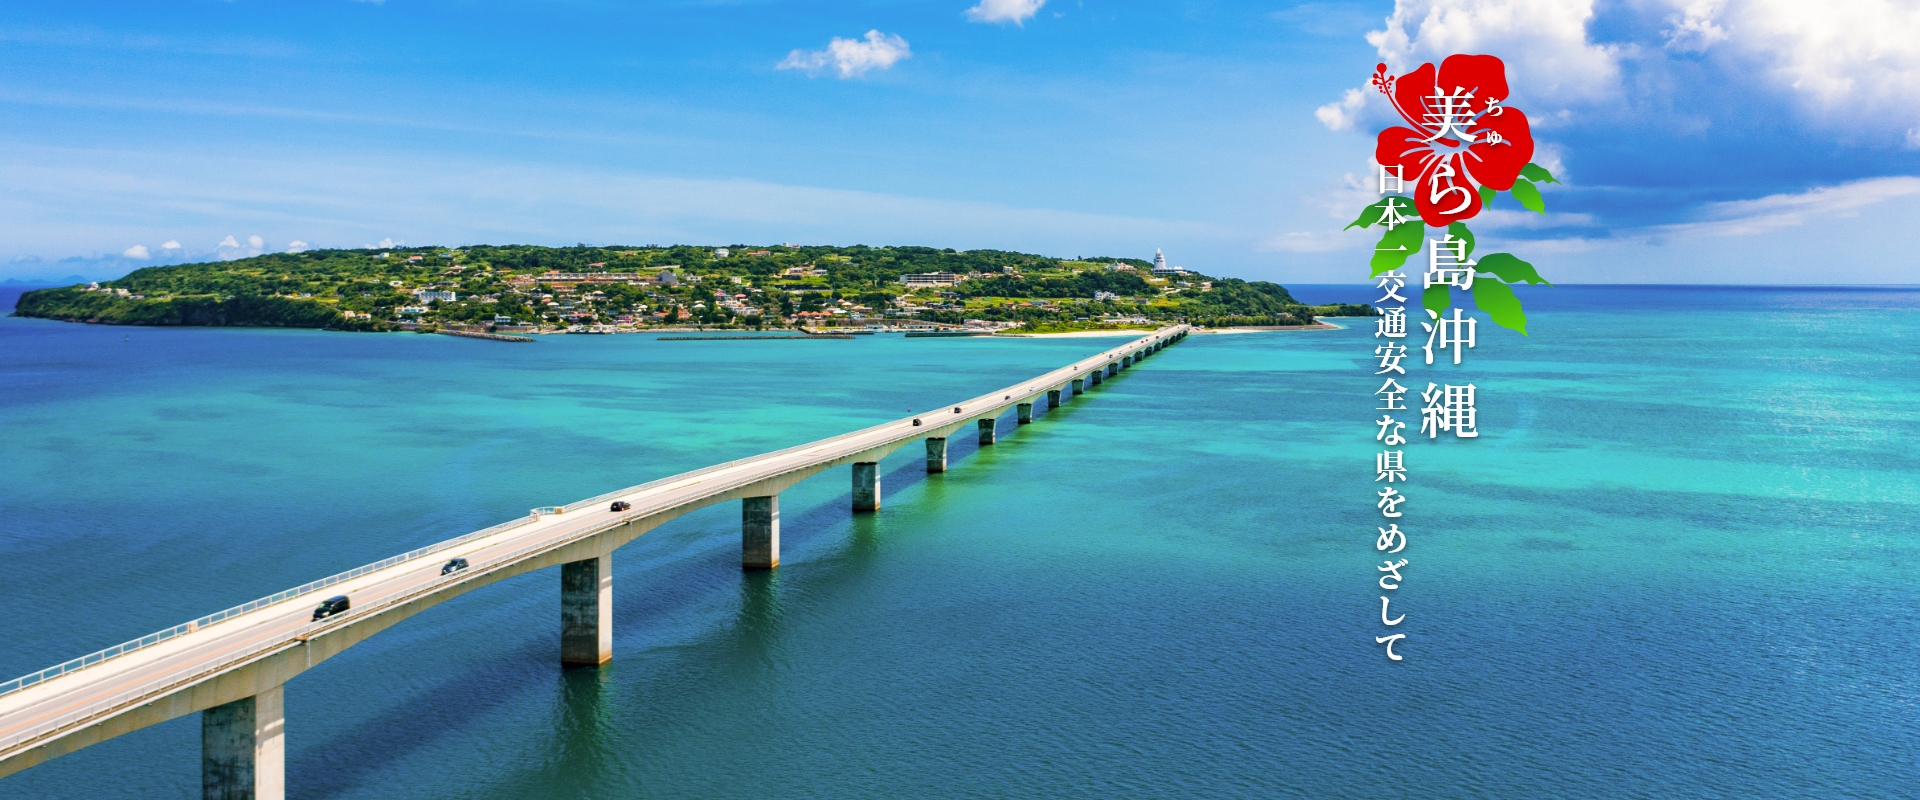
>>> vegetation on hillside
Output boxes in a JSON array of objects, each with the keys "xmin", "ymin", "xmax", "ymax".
[{"xmin": 12, "ymin": 243, "xmax": 1374, "ymax": 331}]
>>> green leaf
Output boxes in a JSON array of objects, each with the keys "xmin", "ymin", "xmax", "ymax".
[
  {"xmin": 1447, "ymin": 222, "xmax": 1474, "ymax": 259},
  {"xmin": 1476, "ymin": 253, "xmax": 1551, "ymax": 285},
  {"xmin": 1519, "ymin": 163, "xmax": 1560, "ymax": 185},
  {"xmin": 1510, "ymin": 177, "xmax": 1546, "ymax": 214},
  {"xmin": 1369, "ymin": 220, "xmax": 1425, "ymax": 277},
  {"xmin": 1422, "ymin": 284, "xmax": 1450, "ymax": 318},
  {"xmin": 1472, "ymin": 278, "xmax": 1528, "ymax": 335},
  {"xmin": 1345, "ymin": 197, "xmax": 1408, "ymax": 230},
  {"xmin": 1478, "ymin": 185, "xmax": 1496, "ymax": 209}
]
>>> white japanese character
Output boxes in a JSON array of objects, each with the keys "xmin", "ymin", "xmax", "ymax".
[
  {"xmin": 1376, "ymin": 524, "xmax": 1406, "ymax": 553},
  {"xmin": 1376, "ymin": 489, "xmax": 1405, "ymax": 518},
  {"xmin": 1376, "ymin": 450, "xmax": 1405, "ymax": 482},
  {"xmin": 1375, "ymin": 415, "xmax": 1406, "ymax": 446},
  {"xmin": 1380, "ymin": 596, "xmax": 1405, "ymax": 626},
  {"xmin": 1378, "ymin": 559, "xmax": 1406, "ymax": 590},
  {"xmin": 1421, "ymin": 308, "xmax": 1477, "ymax": 366},
  {"xmin": 1375, "ymin": 307, "xmax": 1407, "ymax": 339}
]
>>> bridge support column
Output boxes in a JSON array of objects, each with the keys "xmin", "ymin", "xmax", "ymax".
[
  {"xmin": 1106, "ymin": 362, "xmax": 1118, "ymax": 377},
  {"xmin": 560, "ymin": 553, "xmax": 612, "ymax": 666},
  {"xmin": 743, "ymin": 495, "xmax": 779, "ymax": 570},
  {"xmin": 926, "ymin": 437, "xmax": 947, "ymax": 473},
  {"xmin": 203, "ymin": 685, "xmax": 284, "ymax": 800},
  {"xmin": 1123, "ymin": 354, "xmax": 1132, "ymax": 367},
  {"xmin": 852, "ymin": 462, "xmax": 881, "ymax": 512},
  {"xmin": 1089, "ymin": 370, "xmax": 1103, "ymax": 386},
  {"xmin": 1047, "ymin": 389, "xmax": 1061, "ymax": 408},
  {"xmin": 1017, "ymin": 403, "xmax": 1033, "ymax": 424},
  {"xmin": 977, "ymin": 418, "xmax": 996, "ymax": 446},
  {"xmin": 1072, "ymin": 378, "xmax": 1085, "ymax": 395}
]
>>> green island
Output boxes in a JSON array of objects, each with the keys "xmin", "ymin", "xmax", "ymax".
[{"xmin": 12, "ymin": 244, "xmax": 1373, "ymax": 333}]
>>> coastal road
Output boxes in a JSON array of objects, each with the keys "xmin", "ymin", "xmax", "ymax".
[{"xmin": 0, "ymin": 325, "xmax": 1189, "ymax": 777}]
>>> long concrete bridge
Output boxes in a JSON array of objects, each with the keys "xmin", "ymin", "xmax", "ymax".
[{"xmin": 0, "ymin": 325, "xmax": 1191, "ymax": 798}]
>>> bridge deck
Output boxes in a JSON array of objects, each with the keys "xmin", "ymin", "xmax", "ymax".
[{"xmin": 0, "ymin": 325, "xmax": 1187, "ymax": 776}]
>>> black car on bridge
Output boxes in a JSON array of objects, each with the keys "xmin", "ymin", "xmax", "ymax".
[{"xmin": 311, "ymin": 596, "xmax": 350, "ymax": 621}]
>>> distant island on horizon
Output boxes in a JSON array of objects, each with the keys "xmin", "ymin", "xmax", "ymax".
[{"xmin": 11, "ymin": 243, "xmax": 1373, "ymax": 334}]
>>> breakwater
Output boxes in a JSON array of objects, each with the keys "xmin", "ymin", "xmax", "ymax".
[{"xmin": 434, "ymin": 329, "xmax": 535, "ymax": 342}]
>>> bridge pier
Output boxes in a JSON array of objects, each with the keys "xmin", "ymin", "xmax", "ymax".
[
  {"xmin": 202, "ymin": 685, "xmax": 283, "ymax": 800},
  {"xmin": 1017, "ymin": 403, "xmax": 1033, "ymax": 424},
  {"xmin": 1106, "ymin": 362, "xmax": 1118, "ymax": 377},
  {"xmin": 852, "ymin": 462, "xmax": 881, "ymax": 512},
  {"xmin": 560, "ymin": 553, "xmax": 612, "ymax": 666},
  {"xmin": 926, "ymin": 437, "xmax": 947, "ymax": 472},
  {"xmin": 1047, "ymin": 389, "xmax": 1061, "ymax": 408},
  {"xmin": 977, "ymin": 418, "xmax": 997, "ymax": 446},
  {"xmin": 1072, "ymin": 378, "xmax": 1085, "ymax": 395},
  {"xmin": 1089, "ymin": 370, "xmax": 1103, "ymax": 386},
  {"xmin": 742, "ymin": 495, "xmax": 779, "ymax": 569},
  {"xmin": 1123, "ymin": 354, "xmax": 1132, "ymax": 367}
]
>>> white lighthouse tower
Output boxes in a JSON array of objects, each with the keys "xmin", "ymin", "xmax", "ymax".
[{"xmin": 1151, "ymin": 249, "xmax": 1183, "ymax": 276}]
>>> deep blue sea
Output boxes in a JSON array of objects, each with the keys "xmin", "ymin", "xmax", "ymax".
[{"xmin": 1, "ymin": 285, "xmax": 1914, "ymax": 799}]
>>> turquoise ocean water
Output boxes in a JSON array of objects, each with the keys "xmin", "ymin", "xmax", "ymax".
[{"xmin": 0, "ymin": 285, "xmax": 1913, "ymax": 798}]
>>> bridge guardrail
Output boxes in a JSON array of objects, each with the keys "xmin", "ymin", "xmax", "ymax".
[
  {"xmin": 0, "ymin": 326, "xmax": 1188, "ymax": 708},
  {"xmin": 0, "ymin": 514, "xmax": 542, "ymax": 698}
]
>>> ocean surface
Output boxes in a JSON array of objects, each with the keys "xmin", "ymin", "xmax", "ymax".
[{"xmin": 0, "ymin": 285, "xmax": 1913, "ymax": 799}]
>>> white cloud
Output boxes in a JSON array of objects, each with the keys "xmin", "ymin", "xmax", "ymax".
[
  {"xmin": 1664, "ymin": 0, "xmax": 1729, "ymax": 52},
  {"xmin": 122, "ymin": 244, "xmax": 149, "ymax": 259},
  {"xmin": 377, "ymin": 237, "xmax": 402, "ymax": 248},
  {"xmin": 777, "ymin": 31, "xmax": 911, "ymax": 79},
  {"xmin": 1366, "ymin": 0, "xmax": 1623, "ymax": 107},
  {"xmin": 160, "ymin": 239, "xmax": 181, "ymax": 250},
  {"xmin": 1314, "ymin": 88, "xmax": 1367, "ymax": 131},
  {"xmin": 1713, "ymin": 0, "xmax": 1920, "ymax": 118},
  {"xmin": 1654, "ymin": 175, "xmax": 1920, "ymax": 238},
  {"xmin": 287, "ymin": 240, "xmax": 309, "ymax": 252},
  {"xmin": 214, "ymin": 233, "xmax": 263, "ymax": 260},
  {"xmin": 966, "ymin": 0, "xmax": 1046, "ymax": 25}
]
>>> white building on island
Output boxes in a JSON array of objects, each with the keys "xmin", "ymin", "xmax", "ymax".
[{"xmin": 1151, "ymin": 248, "xmax": 1187, "ymax": 277}]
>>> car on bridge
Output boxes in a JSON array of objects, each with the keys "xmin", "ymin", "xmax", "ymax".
[
  {"xmin": 610, "ymin": 501, "xmax": 631, "ymax": 512},
  {"xmin": 441, "ymin": 558, "xmax": 469, "ymax": 575},
  {"xmin": 311, "ymin": 596, "xmax": 350, "ymax": 621}
]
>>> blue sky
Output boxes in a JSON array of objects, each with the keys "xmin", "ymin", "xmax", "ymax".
[{"xmin": 3, "ymin": 0, "xmax": 1917, "ymax": 284}]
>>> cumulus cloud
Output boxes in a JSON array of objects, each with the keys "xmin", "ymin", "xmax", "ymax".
[
  {"xmin": 122, "ymin": 244, "xmax": 150, "ymax": 259},
  {"xmin": 966, "ymin": 0, "xmax": 1046, "ymax": 25},
  {"xmin": 1664, "ymin": 0, "xmax": 1730, "ymax": 52},
  {"xmin": 1365, "ymin": 0, "xmax": 1622, "ymax": 108},
  {"xmin": 777, "ymin": 31, "xmax": 911, "ymax": 79},
  {"xmin": 287, "ymin": 240, "xmax": 309, "ymax": 252},
  {"xmin": 1315, "ymin": 88, "xmax": 1368, "ymax": 131},
  {"xmin": 160, "ymin": 240, "xmax": 181, "ymax": 250},
  {"xmin": 214, "ymin": 234, "xmax": 264, "ymax": 260}
]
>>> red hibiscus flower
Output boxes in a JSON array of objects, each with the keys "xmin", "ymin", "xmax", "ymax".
[{"xmin": 1372, "ymin": 55, "xmax": 1534, "ymax": 227}]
